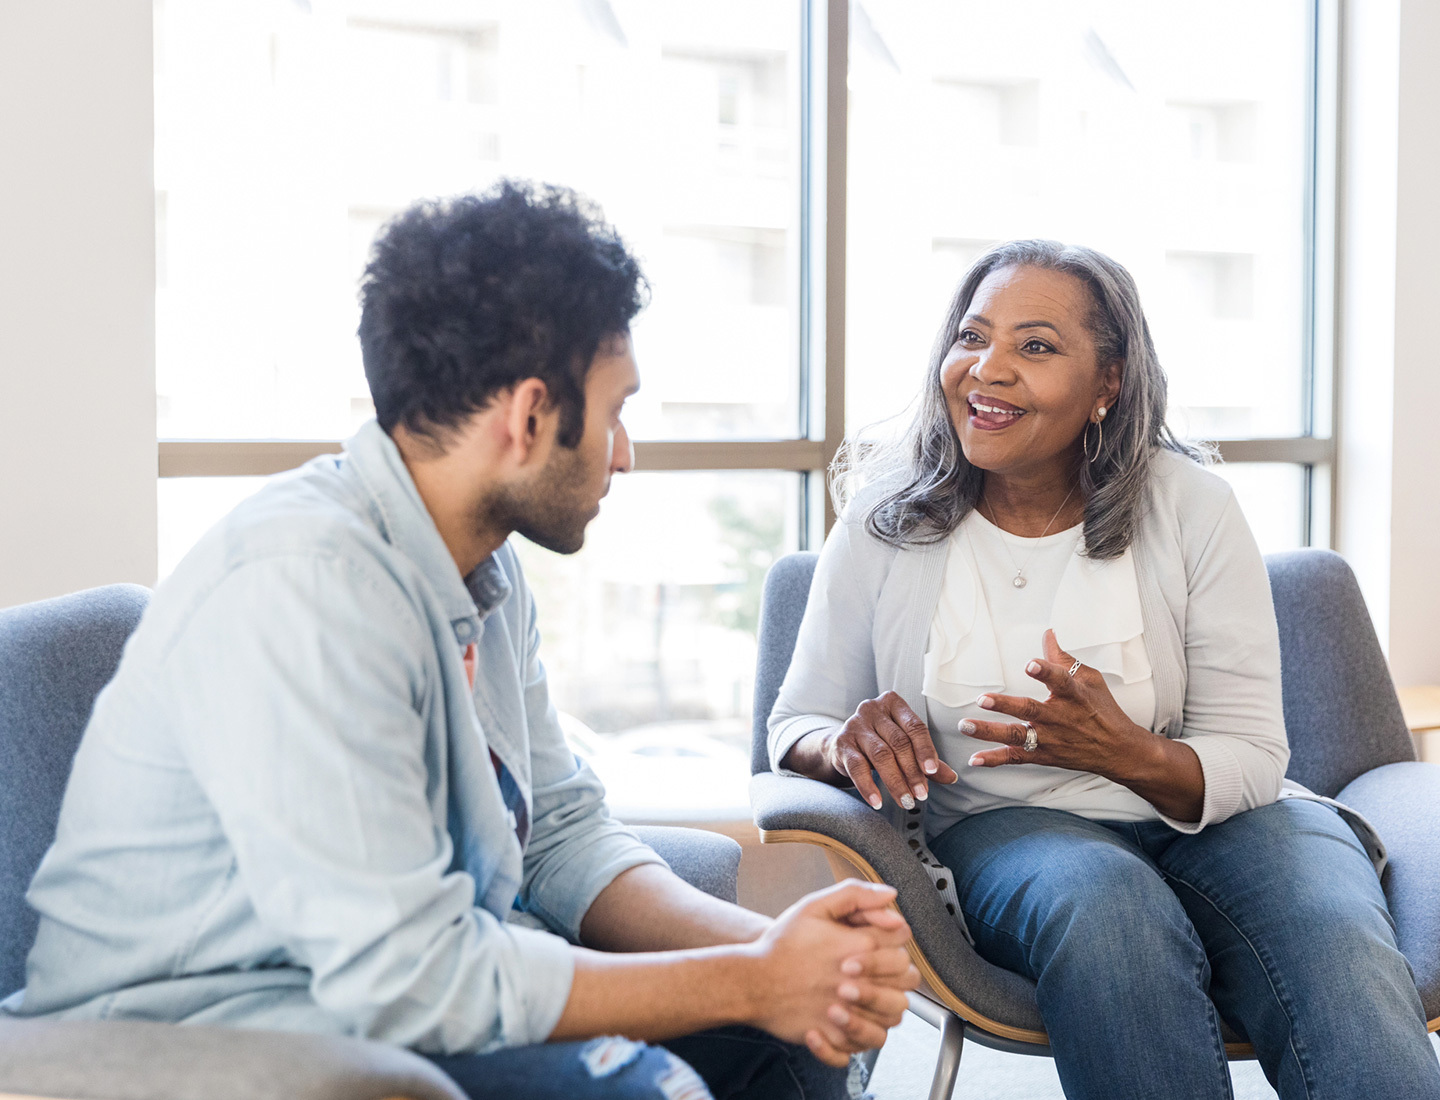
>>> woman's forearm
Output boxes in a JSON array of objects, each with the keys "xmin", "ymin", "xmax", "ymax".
[{"xmin": 1102, "ymin": 728, "xmax": 1205, "ymax": 823}]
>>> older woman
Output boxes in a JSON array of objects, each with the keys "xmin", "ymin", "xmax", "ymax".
[{"xmin": 770, "ymin": 241, "xmax": 1440, "ymax": 1099}]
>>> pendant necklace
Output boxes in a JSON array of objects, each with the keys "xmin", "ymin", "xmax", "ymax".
[{"xmin": 981, "ymin": 484, "xmax": 1079, "ymax": 589}]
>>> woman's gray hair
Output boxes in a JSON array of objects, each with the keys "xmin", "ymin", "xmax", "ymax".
[{"xmin": 833, "ymin": 239, "xmax": 1212, "ymax": 560}]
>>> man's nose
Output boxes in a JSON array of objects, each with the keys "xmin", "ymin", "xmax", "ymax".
[{"xmin": 613, "ymin": 421, "xmax": 634, "ymax": 474}]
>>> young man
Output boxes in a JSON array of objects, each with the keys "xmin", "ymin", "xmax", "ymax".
[{"xmin": 2, "ymin": 183, "xmax": 918, "ymax": 1099}]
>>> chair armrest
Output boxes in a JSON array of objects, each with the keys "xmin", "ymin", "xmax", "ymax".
[
  {"xmin": 0, "ymin": 1016, "xmax": 465, "ymax": 1100},
  {"xmin": 749, "ymin": 772, "xmax": 1046, "ymax": 1037},
  {"xmin": 631, "ymin": 825, "xmax": 741, "ymax": 905},
  {"xmin": 1338, "ymin": 761, "xmax": 1440, "ymax": 1019}
]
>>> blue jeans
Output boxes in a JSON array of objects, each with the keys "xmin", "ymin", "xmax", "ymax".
[
  {"xmin": 428, "ymin": 1025, "xmax": 854, "ymax": 1100},
  {"xmin": 930, "ymin": 799, "xmax": 1440, "ymax": 1100}
]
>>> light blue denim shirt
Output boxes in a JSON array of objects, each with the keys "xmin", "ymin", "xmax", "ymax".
[{"xmin": 2, "ymin": 421, "xmax": 665, "ymax": 1053}]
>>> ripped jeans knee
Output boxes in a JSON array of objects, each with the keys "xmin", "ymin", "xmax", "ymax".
[
  {"xmin": 429, "ymin": 1025, "xmax": 851, "ymax": 1100},
  {"xmin": 579, "ymin": 1036, "xmax": 713, "ymax": 1100}
]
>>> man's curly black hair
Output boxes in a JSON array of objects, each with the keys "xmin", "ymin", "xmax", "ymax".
[{"xmin": 358, "ymin": 180, "xmax": 649, "ymax": 449}]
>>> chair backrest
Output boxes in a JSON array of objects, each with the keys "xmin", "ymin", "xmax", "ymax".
[
  {"xmin": 0, "ymin": 584, "xmax": 149, "ymax": 996},
  {"xmin": 750, "ymin": 548, "xmax": 1412, "ymax": 797},
  {"xmin": 752, "ymin": 552, "xmax": 819, "ymax": 775},
  {"xmin": 1266, "ymin": 549, "xmax": 1414, "ymax": 796}
]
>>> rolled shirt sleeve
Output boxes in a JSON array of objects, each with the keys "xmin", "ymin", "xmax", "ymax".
[
  {"xmin": 1158, "ymin": 487, "xmax": 1291, "ymax": 833},
  {"xmin": 513, "ymin": 573, "xmax": 667, "ymax": 941},
  {"xmin": 168, "ymin": 552, "xmax": 577, "ymax": 1053}
]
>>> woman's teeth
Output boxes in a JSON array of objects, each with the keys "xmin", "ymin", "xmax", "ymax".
[{"xmin": 972, "ymin": 403, "xmax": 1023, "ymax": 416}]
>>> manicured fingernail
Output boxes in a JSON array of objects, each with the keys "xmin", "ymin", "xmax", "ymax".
[
  {"xmin": 900, "ymin": 793, "xmax": 915, "ymax": 810},
  {"xmin": 978, "ymin": 695, "xmax": 994, "ymax": 709},
  {"xmin": 839, "ymin": 982, "xmax": 860, "ymax": 1001},
  {"xmin": 913, "ymin": 784, "xmax": 928, "ymax": 801},
  {"xmin": 958, "ymin": 719, "xmax": 976, "ymax": 734},
  {"xmin": 1026, "ymin": 661, "xmax": 1041, "ymax": 675},
  {"xmin": 842, "ymin": 957, "xmax": 863, "ymax": 975},
  {"xmin": 968, "ymin": 754, "xmax": 984, "ymax": 767},
  {"xmin": 868, "ymin": 793, "xmax": 883, "ymax": 810},
  {"xmin": 923, "ymin": 759, "xmax": 938, "ymax": 775}
]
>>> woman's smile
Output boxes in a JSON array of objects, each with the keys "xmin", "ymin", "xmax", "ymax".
[{"xmin": 967, "ymin": 392, "xmax": 1027, "ymax": 431}]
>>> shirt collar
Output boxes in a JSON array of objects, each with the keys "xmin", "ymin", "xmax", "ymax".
[
  {"xmin": 466, "ymin": 555, "xmax": 512, "ymax": 622},
  {"xmin": 344, "ymin": 420, "xmax": 511, "ymax": 642}
]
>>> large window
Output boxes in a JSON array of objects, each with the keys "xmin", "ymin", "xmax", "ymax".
[
  {"xmin": 156, "ymin": 0, "xmax": 1336, "ymax": 781},
  {"xmin": 843, "ymin": 0, "xmax": 1331, "ymax": 548}
]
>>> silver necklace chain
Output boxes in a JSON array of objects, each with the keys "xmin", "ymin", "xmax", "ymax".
[{"xmin": 981, "ymin": 484, "xmax": 1079, "ymax": 589}]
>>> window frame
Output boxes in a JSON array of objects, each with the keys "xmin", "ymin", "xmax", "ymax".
[{"xmin": 157, "ymin": 0, "xmax": 1341, "ymax": 551}]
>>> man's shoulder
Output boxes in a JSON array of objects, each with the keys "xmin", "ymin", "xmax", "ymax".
[{"xmin": 153, "ymin": 458, "xmax": 427, "ymax": 636}]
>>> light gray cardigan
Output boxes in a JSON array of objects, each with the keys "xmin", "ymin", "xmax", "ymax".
[{"xmin": 769, "ymin": 449, "xmax": 1384, "ymax": 869}]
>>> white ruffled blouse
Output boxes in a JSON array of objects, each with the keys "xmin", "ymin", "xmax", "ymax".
[{"xmin": 922, "ymin": 510, "xmax": 1162, "ymax": 830}]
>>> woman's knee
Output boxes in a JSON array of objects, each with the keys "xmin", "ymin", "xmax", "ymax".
[{"xmin": 1030, "ymin": 856, "xmax": 1203, "ymax": 980}]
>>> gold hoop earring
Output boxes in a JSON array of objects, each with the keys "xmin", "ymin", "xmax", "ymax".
[{"xmin": 1084, "ymin": 418, "xmax": 1104, "ymax": 463}]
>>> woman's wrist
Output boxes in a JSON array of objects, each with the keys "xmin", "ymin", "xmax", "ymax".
[
  {"xmin": 1100, "ymin": 722, "xmax": 1169, "ymax": 789},
  {"xmin": 1090, "ymin": 719, "xmax": 1162, "ymax": 788},
  {"xmin": 780, "ymin": 729, "xmax": 849, "ymax": 787},
  {"xmin": 1101, "ymin": 724, "xmax": 1205, "ymax": 822}
]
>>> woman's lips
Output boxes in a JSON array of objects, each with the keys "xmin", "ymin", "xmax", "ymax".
[{"xmin": 967, "ymin": 395, "xmax": 1026, "ymax": 431}]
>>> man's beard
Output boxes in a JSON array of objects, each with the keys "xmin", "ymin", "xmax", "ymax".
[{"xmin": 481, "ymin": 443, "xmax": 597, "ymax": 556}]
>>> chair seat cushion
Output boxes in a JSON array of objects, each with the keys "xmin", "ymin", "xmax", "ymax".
[
  {"xmin": 1338, "ymin": 761, "xmax": 1440, "ymax": 1020},
  {"xmin": 0, "ymin": 1015, "xmax": 466, "ymax": 1100}
]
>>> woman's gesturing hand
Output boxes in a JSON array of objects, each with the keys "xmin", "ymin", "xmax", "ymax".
[
  {"xmin": 961, "ymin": 629, "xmax": 1143, "ymax": 773},
  {"xmin": 820, "ymin": 691, "xmax": 959, "ymax": 810},
  {"xmin": 960, "ymin": 629, "xmax": 1206, "ymax": 821}
]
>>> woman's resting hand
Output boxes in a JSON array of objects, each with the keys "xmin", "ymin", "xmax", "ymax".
[
  {"xmin": 962, "ymin": 629, "xmax": 1205, "ymax": 821},
  {"xmin": 803, "ymin": 691, "xmax": 960, "ymax": 810}
]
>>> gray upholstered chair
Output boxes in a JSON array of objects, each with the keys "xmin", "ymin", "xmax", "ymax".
[
  {"xmin": 0, "ymin": 585, "xmax": 742, "ymax": 1100},
  {"xmin": 750, "ymin": 548, "xmax": 1440, "ymax": 1100}
]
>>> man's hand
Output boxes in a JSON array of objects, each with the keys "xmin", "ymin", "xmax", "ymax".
[
  {"xmin": 746, "ymin": 880, "xmax": 919, "ymax": 1067},
  {"xmin": 554, "ymin": 876, "xmax": 918, "ymax": 1063}
]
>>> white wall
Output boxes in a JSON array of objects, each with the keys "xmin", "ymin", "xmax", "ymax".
[
  {"xmin": 1386, "ymin": 0, "xmax": 1440, "ymax": 687},
  {"xmin": 1336, "ymin": 0, "xmax": 1440, "ymax": 687},
  {"xmin": 0, "ymin": 1, "xmax": 157, "ymax": 610},
  {"xmin": 1334, "ymin": 0, "xmax": 1398, "ymax": 650}
]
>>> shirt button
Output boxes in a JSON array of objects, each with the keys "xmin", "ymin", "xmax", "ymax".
[{"xmin": 454, "ymin": 620, "xmax": 476, "ymax": 643}]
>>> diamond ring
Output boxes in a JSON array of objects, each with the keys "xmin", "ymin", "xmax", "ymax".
[{"xmin": 1022, "ymin": 723, "xmax": 1038, "ymax": 752}]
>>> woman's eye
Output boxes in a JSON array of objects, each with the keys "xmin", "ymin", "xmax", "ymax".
[
  {"xmin": 1023, "ymin": 339, "xmax": 1053, "ymax": 354},
  {"xmin": 957, "ymin": 329, "xmax": 982, "ymax": 346}
]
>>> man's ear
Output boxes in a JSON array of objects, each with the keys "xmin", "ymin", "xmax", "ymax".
[{"xmin": 502, "ymin": 378, "xmax": 555, "ymax": 465}]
